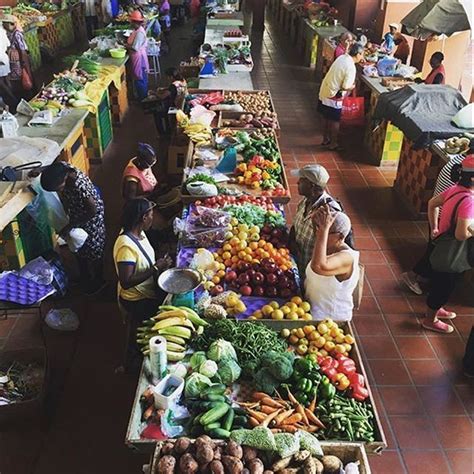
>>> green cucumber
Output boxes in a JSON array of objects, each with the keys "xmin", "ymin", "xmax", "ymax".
[
  {"xmin": 208, "ymin": 428, "xmax": 231, "ymax": 439},
  {"xmin": 200, "ymin": 403, "xmax": 230, "ymax": 426},
  {"xmin": 204, "ymin": 422, "xmax": 221, "ymax": 432},
  {"xmin": 222, "ymin": 408, "xmax": 235, "ymax": 432},
  {"xmin": 233, "ymin": 407, "xmax": 247, "ymax": 416},
  {"xmin": 233, "ymin": 415, "xmax": 248, "ymax": 425},
  {"xmin": 204, "ymin": 394, "xmax": 227, "ymax": 403},
  {"xmin": 201, "ymin": 384, "xmax": 226, "ymax": 396}
]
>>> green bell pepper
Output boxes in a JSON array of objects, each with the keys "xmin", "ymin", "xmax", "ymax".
[
  {"xmin": 319, "ymin": 375, "xmax": 336, "ymax": 400},
  {"xmin": 295, "ymin": 391, "xmax": 309, "ymax": 405},
  {"xmin": 294, "ymin": 358, "xmax": 313, "ymax": 375},
  {"xmin": 296, "ymin": 378, "xmax": 313, "ymax": 394}
]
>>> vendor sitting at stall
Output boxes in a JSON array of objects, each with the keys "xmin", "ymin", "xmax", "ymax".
[
  {"xmin": 125, "ymin": 10, "xmax": 149, "ymax": 101},
  {"xmin": 289, "ymin": 164, "xmax": 342, "ymax": 276},
  {"xmin": 334, "ymin": 32, "xmax": 354, "ymax": 60},
  {"xmin": 381, "ymin": 23, "xmax": 398, "ymax": 53},
  {"xmin": 113, "ymin": 198, "xmax": 172, "ymax": 372},
  {"xmin": 393, "ymin": 32, "xmax": 410, "ymax": 64},
  {"xmin": 318, "ymin": 42, "xmax": 364, "ymax": 150},
  {"xmin": 305, "ymin": 206, "xmax": 360, "ymax": 322},
  {"xmin": 415, "ymin": 51, "xmax": 446, "ymax": 85}
]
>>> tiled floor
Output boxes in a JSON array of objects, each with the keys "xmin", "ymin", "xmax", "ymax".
[{"xmin": 0, "ymin": 11, "xmax": 473, "ymax": 474}]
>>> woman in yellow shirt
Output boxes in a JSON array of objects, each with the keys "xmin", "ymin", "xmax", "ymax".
[{"xmin": 113, "ymin": 198, "xmax": 172, "ymax": 371}]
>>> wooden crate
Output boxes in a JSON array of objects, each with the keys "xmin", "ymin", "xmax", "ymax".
[
  {"xmin": 218, "ymin": 111, "xmax": 281, "ymax": 137},
  {"xmin": 150, "ymin": 440, "xmax": 371, "ymax": 474},
  {"xmin": 223, "ymin": 89, "xmax": 277, "ymax": 114}
]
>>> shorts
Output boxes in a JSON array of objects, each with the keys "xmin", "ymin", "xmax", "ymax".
[{"xmin": 318, "ymin": 99, "xmax": 342, "ymax": 122}]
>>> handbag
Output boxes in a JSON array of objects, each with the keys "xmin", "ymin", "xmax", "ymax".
[
  {"xmin": 21, "ymin": 68, "xmax": 33, "ymax": 91},
  {"xmin": 341, "ymin": 91, "xmax": 365, "ymax": 126},
  {"xmin": 429, "ymin": 196, "xmax": 472, "ymax": 273}
]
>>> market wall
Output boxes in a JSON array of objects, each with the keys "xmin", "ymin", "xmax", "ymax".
[
  {"xmin": 372, "ymin": 0, "xmax": 419, "ymax": 41},
  {"xmin": 331, "ymin": 0, "xmax": 380, "ymax": 36},
  {"xmin": 0, "ymin": 0, "xmax": 17, "ymax": 6}
]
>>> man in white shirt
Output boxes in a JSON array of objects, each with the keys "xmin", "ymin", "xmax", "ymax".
[
  {"xmin": 0, "ymin": 23, "xmax": 17, "ymax": 111},
  {"xmin": 318, "ymin": 42, "xmax": 364, "ymax": 150}
]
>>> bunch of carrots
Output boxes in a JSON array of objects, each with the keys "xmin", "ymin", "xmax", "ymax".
[{"xmin": 238, "ymin": 388, "xmax": 325, "ymax": 434}]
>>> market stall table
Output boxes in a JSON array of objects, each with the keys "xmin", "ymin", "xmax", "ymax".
[
  {"xmin": 359, "ymin": 75, "xmax": 405, "ymax": 168},
  {"xmin": 199, "ymin": 72, "xmax": 254, "ymax": 91}
]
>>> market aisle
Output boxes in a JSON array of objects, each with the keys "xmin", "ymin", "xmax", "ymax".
[{"xmin": 251, "ymin": 16, "xmax": 473, "ymax": 474}]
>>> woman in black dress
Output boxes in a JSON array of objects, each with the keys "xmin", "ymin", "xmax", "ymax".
[{"xmin": 40, "ymin": 162, "xmax": 106, "ymax": 295}]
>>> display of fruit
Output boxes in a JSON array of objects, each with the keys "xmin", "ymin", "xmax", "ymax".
[
  {"xmin": 249, "ymin": 296, "xmax": 312, "ymax": 320},
  {"xmin": 196, "ymin": 291, "xmax": 247, "ymax": 319},
  {"xmin": 280, "ymin": 319, "xmax": 355, "ymax": 358},
  {"xmin": 224, "ymin": 260, "xmax": 298, "ymax": 298},
  {"xmin": 190, "ymin": 248, "xmax": 226, "ymax": 292},
  {"xmin": 224, "ymin": 29, "xmax": 243, "ymax": 37},
  {"xmin": 222, "ymin": 112, "xmax": 279, "ymax": 129},
  {"xmin": 136, "ymin": 306, "xmax": 208, "ymax": 360},
  {"xmin": 195, "ymin": 195, "xmax": 279, "ymax": 212},
  {"xmin": 234, "ymin": 154, "xmax": 281, "ymax": 190},
  {"xmin": 260, "ymin": 223, "xmax": 289, "ymax": 248}
]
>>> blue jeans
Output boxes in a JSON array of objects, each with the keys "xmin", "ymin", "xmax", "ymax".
[{"xmin": 134, "ymin": 68, "xmax": 148, "ymax": 101}]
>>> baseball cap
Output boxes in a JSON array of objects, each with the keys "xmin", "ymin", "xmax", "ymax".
[
  {"xmin": 291, "ymin": 164, "xmax": 330, "ymax": 187},
  {"xmin": 389, "ymin": 23, "xmax": 399, "ymax": 29},
  {"xmin": 330, "ymin": 212, "xmax": 352, "ymax": 239}
]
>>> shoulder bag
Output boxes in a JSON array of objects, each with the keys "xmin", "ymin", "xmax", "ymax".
[{"xmin": 429, "ymin": 196, "xmax": 473, "ymax": 273}]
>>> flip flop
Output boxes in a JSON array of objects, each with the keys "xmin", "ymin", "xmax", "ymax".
[
  {"xmin": 435, "ymin": 307, "xmax": 457, "ymax": 320},
  {"xmin": 422, "ymin": 318, "xmax": 454, "ymax": 334}
]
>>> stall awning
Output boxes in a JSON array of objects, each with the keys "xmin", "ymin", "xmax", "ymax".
[
  {"xmin": 401, "ymin": 0, "xmax": 472, "ymax": 39},
  {"xmin": 373, "ymin": 84, "xmax": 472, "ymax": 148}
]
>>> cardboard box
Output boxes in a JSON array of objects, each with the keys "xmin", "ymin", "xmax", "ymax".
[{"xmin": 167, "ymin": 140, "xmax": 194, "ymax": 175}]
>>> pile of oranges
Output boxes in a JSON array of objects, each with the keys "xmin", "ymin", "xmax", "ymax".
[{"xmin": 213, "ymin": 224, "xmax": 293, "ymax": 271}]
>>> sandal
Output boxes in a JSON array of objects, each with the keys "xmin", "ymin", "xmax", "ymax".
[
  {"xmin": 422, "ymin": 318, "xmax": 454, "ymax": 334},
  {"xmin": 435, "ymin": 307, "xmax": 457, "ymax": 320},
  {"xmin": 401, "ymin": 272, "xmax": 423, "ymax": 295}
]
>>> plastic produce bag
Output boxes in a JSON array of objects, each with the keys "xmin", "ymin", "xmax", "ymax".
[
  {"xmin": 186, "ymin": 181, "xmax": 218, "ymax": 196},
  {"xmin": 189, "ymin": 104, "xmax": 216, "ymax": 127},
  {"xmin": 160, "ymin": 401, "xmax": 189, "ymax": 438},
  {"xmin": 66, "ymin": 228, "xmax": 88, "ymax": 253},
  {"xmin": 190, "ymin": 248, "xmax": 215, "ymax": 270},
  {"xmin": 44, "ymin": 308, "xmax": 80, "ymax": 331},
  {"xmin": 377, "ymin": 57, "xmax": 398, "ymax": 77},
  {"xmin": 18, "ymin": 257, "xmax": 54, "ymax": 286},
  {"xmin": 452, "ymin": 103, "xmax": 474, "ymax": 129}
]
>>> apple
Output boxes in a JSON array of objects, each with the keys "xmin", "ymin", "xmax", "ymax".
[
  {"xmin": 239, "ymin": 262, "xmax": 251, "ymax": 272},
  {"xmin": 277, "ymin": 277, "xmax": 289, "ymax": 289},
  {"xmin": 225, "ymin": 271, "xmax": 238, "ymax": 282},
  {"xmin": 266, "ymin": 273, "xmax": 278, "ymax": 285},
  {"xmin": 253, "ymin": 286, "xmax": 265, "ymax": 297},
  {"xmin": 240, "ymin": 285, "xmax": 252, "ymax": 296},
  {"xmin": 265, "ymin": 286, "xmax": 278, "ymax": 297},
  {"xmin": 210, "ymin": 285, "xmax": 224, "ymax": 296},
  {"xmin": 279, "ymin": 288, "xmax": 292, "ymax": 299},
  {"xmin": 237, "ymin": 273, "xmax": 250, "ymax": 285},
  {"xmin": 253, "ymin": 272, "xmax": 264, "ymax": 285},
  {"xmin": 271, "ymin": 228, "xmax": 282, "ymax": 238}
]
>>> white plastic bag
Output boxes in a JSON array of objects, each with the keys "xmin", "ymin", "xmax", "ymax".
[
  {"xmin": 452, "ymin": 103, "xmax": 474, "ymax": 129},
  {"xmin": 66, "ymin": 228, "xmax": 88, "ymax": 252},
  {"xmin": 44, "ymin": 308, "xmax": 80, "ymax": 331},
  {"xmin": 189, "ymin": 104, "xmax": 216, "ymax": 127}
]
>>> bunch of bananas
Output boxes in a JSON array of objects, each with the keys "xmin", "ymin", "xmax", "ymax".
[
  {"xmin": 446, "ymin": 136, "xmax": 470, "ymax": 155},
  {"xmin": 183, "ymin": 123, "xmax": 213, "ymax": 146},
  {"xmin": 136, "ymin": 306, "xmax": 208, "ymax": 361}
]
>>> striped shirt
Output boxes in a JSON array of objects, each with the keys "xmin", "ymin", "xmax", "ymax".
[{"xmin": 434, "ymin": 153, "xmax": 465, "ymax": 197}]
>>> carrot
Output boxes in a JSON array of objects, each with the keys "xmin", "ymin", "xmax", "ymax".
[
  {"xmin": 260, "ymin": 405, "xmax": 279, "ymax": 415},
  {"xmin": 249, "ymin": 416, "xmax": 260, "ymax": 427},
  {"xmin": 304, "ymin": 409, "xmax": 326, "ymax": 429},
  {"xmin": 308, "ymin": 392, "xmax": 317, "ymax": 413},
  {"xmin": 261, "ymin": 409, "xmax": 282, "ymax": 428},
  {"xmin": 273, "ymin": 408, "xmax": 295, "ymax": 426},
  {"xmin": 252, "ymin": 392, "xmax": 269, "ymax": 401},
  {"xmin": 296, "ymin": 404, "xmax": 309, "ymax": 425},
  {"xmin": 238, "ymin": 401, "xmax": 260, "ymax": 408},
  {"xmin": 247, "ymin": 409, "xmax": 267, "ymax": 423},
  {"xmin": 281, "ymin": 424, "xmax": 298, "ymax": 433},
  {"xmin": 285, "ymin": 387, "xmax": 299, "ymax": 406},
  {"xmin": 270, "ymin": 428, "xmax": 283, "ymax": 434},
  {"xmin": 261, "ymin": 397, "xmax": 285, "ymax": 408},
  {"xmin": 281, "ymin": 413, "xmax": 303, "ymax": 425},
  {"xmin": 301, "ymin": 425, "xmax": 319, "ymax": 433}
]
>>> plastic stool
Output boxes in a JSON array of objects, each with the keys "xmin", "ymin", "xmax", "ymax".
[{"xmin": 148, "ymin": 53, "xmax": 161, "ymax": 87}]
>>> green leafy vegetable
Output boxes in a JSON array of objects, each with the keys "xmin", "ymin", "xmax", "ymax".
[
  {"xmin": 199, "ymin": 360, "xmax": 218, "ymax": 378},
  {"xmin": 207, "ymin": 339, "xmax": 237, "ymax": 362},
  {"xmin": 189, "ymin": 351, "xmax": 207, "ymax": 371},
  {"xmin": 217, "ymin": 358, "xmax": 241, "ymax": 385},
  {"xmin": 184, "ymin": 372, "xmax": 212, "ymax": 398}
]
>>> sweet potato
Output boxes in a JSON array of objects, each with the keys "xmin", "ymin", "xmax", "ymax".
[
  {"xmin": 160, "ymin": 442, "xmax": 174, "ymax": 455},
  {"xmin": 179, "ymin": 453, "xmax": 199, "ymax": 474},
  {"xmin": 196, "ymin": 444, "xmax": 215, "ymax": 465},
  {"xmin": 157, "ymin": 455, "xmax": 176, "ymax": 474},
  {"xmin": 247, "ymin": 458, "xmax": 265, "ymax": 474},
  {"xmin": 210, "ymin": 460, "xmax": 225, "ymax": 474},
  {"xmin": 174, "ymin": 437, "xmax": 191, "ymax": 454},
  {"xmin": 222, "ymin": 455, "xmax": 244, "ymax": 474},
  {"xmin": 225, "ymin": 441, "xmax": 243, "ymax": 460},
  {"xmin": 242, "ymin": 446, "xmax": 258, "ymax": 463}
]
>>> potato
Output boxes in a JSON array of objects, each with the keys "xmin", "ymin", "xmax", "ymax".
[
  {"xmin": 246, "ymin": 458, "xmax": 264, "ymax": 474},
  {"xmin": 161, "ymin": 443, "xmax": 174, "ymax": 455},
  {"xmin": 214, "ymin": 446, "xmax": 223, "ymax": 461},
  {"xmin": 222, "ymin": 455, "xmax": 244, "ymax": 474},
  {"xmin": 303, "ymin": 456, "xmax": 322, "ymax": 474},
  {"xmin": 210, "ymin": 460, "xmax": 225, "ymax": 474},
  {"xmin": 157, "ymin": 455, "xmax": 176, "ymax": 474},
  {"xmin": 197, "ymin": 444, "xmax": 215, "ymax": 465},
  {"xmin": 179, "ymin": 453, "xmax": 199, "ymax": 474},
  {"xmin": 321, "ymin": 455, "xmax": 342, "ymax": 474},
  {"xmin": 271, "ymin": 457, "xmax": 292, "ymax": 472},
  {"xmin": 242, "ymin": 447, "xmax": 258, "ymax": 463},
  {"xmin": 174, "ymin": 437, "xmax": 191, "ymax": 455},
  {"xmin": 196, "ymin": 435, "xmax": 214, "ymax": 451},
  {"xmin": 225, "ymin": 441, "xmax": 243, "ymax": 460}
]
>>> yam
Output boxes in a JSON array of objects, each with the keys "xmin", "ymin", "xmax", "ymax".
[
  {"xmin": 196, "ymin": 435, "xmax": 214, "ymax": 451},
  {"xmin": 197, "ymin": 445, "xmax": 215, "ymax": 465},
  {"xmin": 210, "ymin": 460, "xmax": 225, "ymax": 474},
  {"xmin": 174, "ymin": 437, "xmax": 191, "ymax": 454},
  {"xmin": 271, "ymin": 457, "xmax": 292, "ymax": 472},
  {"xmin": 242, "ymin": 447, "xmax": 258, "ymax": 463},
  {"xmin": 161, "ymin": 443, "xmax": 174, "ymax": 455},
  {"xmin": 222, "ymin": 455, "xmax": 244, "ymax": 474},
  {"xmin": 303, "ymin": 456, "xmax": 322, "ymax": 474},
  {"xmin": 321, "ymin": 455, "xmax": 342, "ymax": 474},
  {"xmin": 179, "ymin": 453, "xmax": 199, "ymax": 474},
  {"xmin": 246, "ymin": 458, "xmax": 264, "ymax": 474},
  {"xmin": 225, "ymin": 441, "xmax": 243, "ymax": 460},
  {"xmin": 157, "ymin": 455, "xmax": 176, "ymax": 474}
]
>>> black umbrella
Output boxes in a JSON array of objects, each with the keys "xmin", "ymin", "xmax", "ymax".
[{"xmin": 401, "ymin": 0, "xmax": 472, "ymax": 39}]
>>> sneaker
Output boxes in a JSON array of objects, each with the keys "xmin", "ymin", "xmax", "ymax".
[
  {"xmin": 422, "ymin": 318, "xmax": 454, "ymax": 334},
  {"xmin": 401, "ymin": 272, "xmax": 423, "ymax": 295},
  {"xmin": 435, "ymin": 307, "xmax": 457, "ymax": 320}
]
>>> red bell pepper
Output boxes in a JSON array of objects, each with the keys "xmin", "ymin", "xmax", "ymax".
[
  {"xmin": 348, "ymin": 372, "xmax": 365, "ymax": 387},
  {"xmin": 338, "ymin": 358, "xmax": 356, "ymax": 376},
  {"xmin": 351, "ymin": 385, "xmax": 369, "ymax": 401}
]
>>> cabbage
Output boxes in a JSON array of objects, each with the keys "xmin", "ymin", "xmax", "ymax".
[
  {"xmin": 199, "ymin": 360, "xmax": 218, "ymax": 378},
  {"xmin": 185, "ymin": 372, "xmax": 212, "ymax": 398},
  {"xmin": 189, "ymin": 351, "xmax": 207, "ymax": 371},
  {"xmin": 218, "ymin": 357, "xmax": 241, "ymax": 385},
  {"xmin": 207, "ymin": 339, "xmax": 237, "ymax": 362},
  {"xmin": 169, "ymin": 363, "xmax": 187, "ymax": 378}
]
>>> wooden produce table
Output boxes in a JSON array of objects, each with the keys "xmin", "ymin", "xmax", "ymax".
[
  {"xmin": 199, "ymin": 72, "xmax": 254, "ymax": 90},
  {"xmin": 394, "ymin": 139, "xmax": 451, "ymax": 217},
  {"xmin": 302, "ymin": 22, "xmax": 347, "ymax": 70},
  {"xmin": 16, "ymin": 109, "xmax": 90, "ymax": 175},
  {"xmin": 360, "ymin": 75, "xmax": 404, "ymax": 168},
  {"xmin": 23, "ymin": 25, "xmax": 42, "ymax": 72}
]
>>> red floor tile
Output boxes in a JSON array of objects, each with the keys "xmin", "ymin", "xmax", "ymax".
[
  {"xmin": 417, "ymin": 386, "xmax": 467, "ymax": 416},
  {"xmin": 455, "ymin": 385, "xmax": 474, "ymax": 418},
  {"xmin": 353, "ymin": 315, "xmax": 390, "ymax": 336},
  {"xmin": 365, "ymin": 264, "xmax": 396, "ymax": 280},
  {"xmin": 390, "ymin": 416, "xmax": 441, "ymax": 449},
  {"xmin": 394, "ymin": 336, "xmax": 437, "ymax": 359},
  {"xmin": 369, "ymin": 359, "xmax": 412, "ymax": 385},
  {"xmin": 401, "ymin": 451, "xmax": 451, "ymax": 474},
  {"xmin": 428, "ymin": 336, "xmax": 466, "ymax": 361},
  {"xmin": 369, "ymin": 450, "xmax": 406, "ymax": 474},
  {"xmin": 405, "ymin": 359, "xmax": 452, "ymax": 386},
  {"xmin": 444, "ymin": 449, "xmax": 474, "ymax": 473},
  {"xmin": 358, "ymin": 335, "xmax": 400, "ymax": 359},
  {"xmin": 432, "ymin": 416, "xmax": 473, "ymax": 449},
  {"xmin": 355, "ymin": 296, "xmax": 381, "ymax": 314},
  {"xmin": 453, "ymin": 315, "xmax": 474, "ymax": 341},
  {"xmin": 378, "ymin": 386, "xmax": 424, "ymax": 415},
  {"xmin": 369, "ymin": 279, "xmax": 403, "ymax": 297},
  {"xmin": 384, "ymin": 314, "xmax": 425, "ymax": 336},
  {"xmin": 378, "ymin": 297, "xmax": 413, "ymax": 314}
]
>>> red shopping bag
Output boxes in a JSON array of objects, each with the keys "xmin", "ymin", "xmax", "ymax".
[{"xmin": 341, "ymin": 94, "xmax": 365, "ymax": 126}]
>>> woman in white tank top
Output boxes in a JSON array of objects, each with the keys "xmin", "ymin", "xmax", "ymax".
[{"xmin": 304, "ymin": 206, "xmax": 359, "ymax": 321}]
